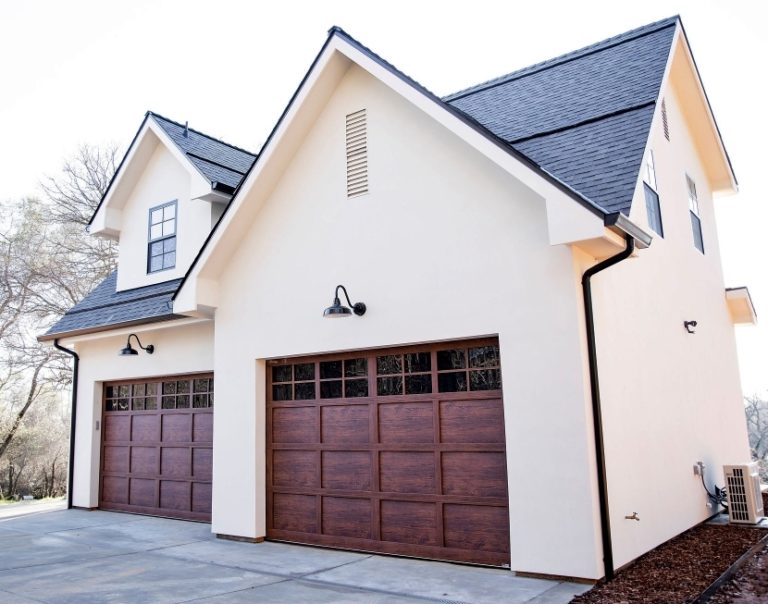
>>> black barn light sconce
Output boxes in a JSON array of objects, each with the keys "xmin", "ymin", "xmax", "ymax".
[
  {"xmin": 323, "ymin": 285, "xmax": 366, "ymax": 318},
  {"xmin": 683, "ymin": 320, "xmax": 697, "ymax": 334},
  {"xmin": 119, "ymin": 333, "xmax": 155, "ymax": 356}
]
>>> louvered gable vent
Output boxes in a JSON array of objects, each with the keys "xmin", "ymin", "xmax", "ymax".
[
  {"xmin": 346, "ymin": 109, "xmax": 368, "ymax": 197},
  {"xmin": 661, "ymin": 99, "xmax": 670, "ymax": 141}
]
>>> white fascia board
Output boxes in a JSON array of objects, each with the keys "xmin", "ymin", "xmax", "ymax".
[
  {"xmin": 174, "ymin": 33, "xmax": 616, "ymax": 313},
  {"xmin": 50, "ymin": 317, "xmax": 212, "ymax": 350}
]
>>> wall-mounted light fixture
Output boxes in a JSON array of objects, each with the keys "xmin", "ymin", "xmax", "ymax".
[
  {"xmin": 119, "ymin": 333, "xmax": 155, "ymax": 356},
  {"xmin": 683, "ymin": 320, "xmax": 697, "ymax": 334},
  {"xmin": 323, "ymin": 285, "xmax": 366, "ymax": 318}
]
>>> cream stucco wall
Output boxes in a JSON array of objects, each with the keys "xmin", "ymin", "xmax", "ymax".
[
  {"xmin": 67, "ymin": 320, "xmax": 214, "ymax": 508},
  {"xmin": 206, "ymin": 64, "xmax": 604, "ymax": 579},
  {"xmin": 115, "ymin": 141, "xmax": 217, "ymax": 292},
  {"xmin": 591, "ymin": 81, "xmax": 750, "ymax": 569}
]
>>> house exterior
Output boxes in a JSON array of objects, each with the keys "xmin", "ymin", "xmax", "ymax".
[{"xmin": 40, "ymin": 16, "xmax": 756, "ymax": 581}]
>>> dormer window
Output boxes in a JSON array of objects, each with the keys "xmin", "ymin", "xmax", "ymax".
[{"xmin": 148, "ymin": 201, "xmax": 177, "ymax": 273}]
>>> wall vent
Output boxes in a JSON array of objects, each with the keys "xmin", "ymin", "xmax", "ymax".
[
  {"xmin": 724, "ymin": 463, "xmax": 765, "ymax": 524},
  {"xmin": 346, "ymin": 109, "xmax": 368, "ymax": 197},
  {"xmin": 661, "ymin": 99, "xmax": 670, "ymax": 141}
]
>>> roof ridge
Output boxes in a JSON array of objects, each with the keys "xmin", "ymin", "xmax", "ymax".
[
  {"xmin": 147, "ymin": 111, "xmax": 258, "ymax": 157},
  {"xmin": 444, "ymin": 15, "xmax": 679, "ymax": 102}
]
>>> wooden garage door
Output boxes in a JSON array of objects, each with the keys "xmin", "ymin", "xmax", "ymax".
[
  {"xmin": 266, "ymin": 338, "xmax": 510, "ymax": 566},
  {"xmin": 100, "ymin": 373, "xmax": 213, "ymax": 521}
]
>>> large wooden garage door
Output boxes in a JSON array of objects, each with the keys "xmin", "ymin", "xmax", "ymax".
[
  {"xmin": 267, "ymin": 338, "xmax": 510, "ymax": 566},
  {"xmin": 100, "ymin": 373, "xmax": 213, "ymax": 521}
]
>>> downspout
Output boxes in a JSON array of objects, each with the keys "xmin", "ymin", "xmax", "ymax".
[
  {"xmin": 53, "ymin": 339, "xmax": 79, "ymax": 509},
  {"xmin": 582, "ymin": 234, "xmax": 635, "ymax": 581}
]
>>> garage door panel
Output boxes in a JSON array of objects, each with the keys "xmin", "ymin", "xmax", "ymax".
[
  {"xmin": 322, "ymin": 496, "xmax": 372, "ymax": 539},
  {"xmin": 267, "ymin": 339, "xmax": 509, "ymax": 566},
  {"xmin": 162, "ymin": 414, "xmax": 192, "ymax": 442},
  {"xmin": 443, "ymin": 504, "xmax": 510, "ymax": 553},
  {"xmin": 192, "ymin": 448, "xmax": 213, "ymax": 480},
  {"xmin": 193, "ymin": 413, "xmax": 213, "ymax": 442},
  {"xmin": 104, "ymin": 415, "xmax": 130, "ymax": 442},
  {"xmin": 322, "ymin": 451, "xmax": 371, "ymax": 491},
  {"xmin": 321, "ymin": 405, "xmax": 370, "ymax": 444},
  {"xmin": 102, "ymin": 446, "xmax": 129, "ymax": 473},
  {"xmin": 272, "ymin": 406, "xmax": 316, "ymax": 443},
  {"xmin": 272, "ymin": 450, "xmax": 318, "ymax": 488},
  {"xmin": 380, "ymin": 500, "xmax": 439, "ymax": 545},
  {"xmin": 161, "ymin": 447, "xmax": 191, "ymax": 478},
  {"xmin": 440, "ymin": 399, "xmax": 505, "ymax": 444},
  {"xmin": 101, "ymin": 476, "xmax": 128, "ymax": 504},
  {"xmin": 379, "ymin": 451, "xmax": 436, "ymax": 494},
  {"xmin": 100, "ymin": 374, "xmax": 213, "ymax": 522},
  {"xmin": 130, "ymin": 446, "xmax": 158, "ymax": 475},
  {"xmin": 131, "ymin": 414, "xmax": 159, "ymax": 442},
  {"xmin": 273, "ymin": 493, "xmax": 317, "ymax": 532},
  {"xmin": 442, "ymin": 452, "xmax": 508, "ymax": 498},
  {"xmin": 378, "ymin": 403, "xmax": 434, "ymax": 443},
  {"xmin": 160, "ymin": 480, "xmax": 190, "ymax": 510},
  {"xmin": 192, "ymin": 482, "xmax": 212, "ymax": 513},
  {"xmin": 129, "ymin": 478, "xmax": 156, "ymax": 507}
]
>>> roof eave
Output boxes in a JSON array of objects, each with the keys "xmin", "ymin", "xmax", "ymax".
[{"xmin": 38, "ymin": 314, "xmax": 183, "ymax": 343}]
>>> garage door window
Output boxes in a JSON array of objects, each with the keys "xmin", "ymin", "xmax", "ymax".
[{"xmin": 105, "ymin": 377, "xmax": 213, "ymax": 412}]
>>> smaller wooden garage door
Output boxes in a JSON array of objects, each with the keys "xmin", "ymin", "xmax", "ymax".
[
  {"xmin": 100, "ymin": 373, "xmax": 213, "ymax": 521},
  {"xmin": 267, "ymin": 338, "xmax": 510, "ymax": 566}
]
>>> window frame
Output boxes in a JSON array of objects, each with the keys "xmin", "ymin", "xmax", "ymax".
[
  {"xmin": 686, "ymin": 175, "xmax": 704, "ymax": 254},
  {"xmin": 147, "ymin": 200, "xmax": 178, "ymax": 273},
  {"xmin": 642, "ymin": 150, "xmax": 663, "ymax": 237}
]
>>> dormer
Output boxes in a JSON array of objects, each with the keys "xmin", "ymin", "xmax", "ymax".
[{"xmin": 88, "ymin": 112, "xmax": 256, "ymax": 291}]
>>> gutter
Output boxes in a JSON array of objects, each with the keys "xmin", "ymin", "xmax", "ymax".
[
  {"xmin": 53, "ymin": 340, "xmax": 79, "ymax": 509},
  {"xmin": 582, "ymin": 234, "xmax": 636, "ymax": 581}
]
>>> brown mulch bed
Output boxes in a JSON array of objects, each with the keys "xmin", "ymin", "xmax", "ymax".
[{"xmin": 572, "ymin": 494, "xmax": 768, "ymax": 604}]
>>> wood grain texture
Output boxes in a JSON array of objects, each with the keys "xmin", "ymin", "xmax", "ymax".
[
  {"xmin": 266, "ymin": 339, "xmax": 510, "ymax": 566},
  {"xmin": 99, "ymin": 374, "xmax": 213, "ymax": 522}
]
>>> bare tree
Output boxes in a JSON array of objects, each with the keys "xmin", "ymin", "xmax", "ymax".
[
  {"xmin": 745, "ymin": 394, "xmax": 768, "ymax": 482},
  {"xmin": 0, "ymin": 145, "xmax": 118, "ymax": 498}
]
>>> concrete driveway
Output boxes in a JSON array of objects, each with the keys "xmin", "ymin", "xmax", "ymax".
[{"xmin": 0, "ymin": 509, "xmax": 590, "ymax": 604}]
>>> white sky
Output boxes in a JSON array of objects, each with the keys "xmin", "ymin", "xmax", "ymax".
[{"xmin": 1, "ymin": 0, "xmax": 766, "ymax": 395}]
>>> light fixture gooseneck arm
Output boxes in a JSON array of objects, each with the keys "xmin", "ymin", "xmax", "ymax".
[
  {"xmin": 335, "ymin": 285, "xmax": 354, "ymax": 307},
  {"xmin": 129, "ymin": 334, "xmax": 154, "ymax": 354}
]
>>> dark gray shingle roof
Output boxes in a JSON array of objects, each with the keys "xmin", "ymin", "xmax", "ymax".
[
  {"xmin": 43, "ymin": 272, "xmax": 182, "ymax": 338},
  {"xmin": 150, "ymin": 113, "xmax": 257, "ymax": 190},
  {"xmin": 446, "ymin": 17, "xmax": 677, "ymax": 215}
]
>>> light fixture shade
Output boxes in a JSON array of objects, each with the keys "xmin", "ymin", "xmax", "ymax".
[
  {"xmin": 323, "ymin": 297, "xmax": 352, "ymax": 318},
  {"xmin": 119, "ymin": 344, "xmax": 138, "ymax": 356}
]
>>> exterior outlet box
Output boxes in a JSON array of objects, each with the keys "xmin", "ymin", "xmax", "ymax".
[{"xmin": 724, "ymin": 463, "xmax": 765, "ymax": 524}]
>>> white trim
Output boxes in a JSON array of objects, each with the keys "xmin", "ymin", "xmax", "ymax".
[{"xmin": 50, "ymin": 317, "xmax": 212, "ymax": 349}]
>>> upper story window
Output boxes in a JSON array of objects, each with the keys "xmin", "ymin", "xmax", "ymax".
[
  {"xmin": 642, "ymin": 150, "xmax": 663, "ymax": 236},
  {"xmin": 686, "ymin": 175, "xmax": 704, "ymax": 254},
  {"xmin": 148, "ymin": 200, "xmax": 177, "ymax": 273}
]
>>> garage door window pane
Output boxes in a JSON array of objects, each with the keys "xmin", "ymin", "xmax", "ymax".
[
  {"xmin": 405, "ymin": 353, "xmax": 431, "ymax": 373},
  {"xmin": 145, "ymin": 397, "xmax": 157, "ymax": 410},
  {"xmin": 468, "ymin": 346, "xmax": 500, "ymax": 368},
  {"xmin": 132, "ymin": 398, "xmax": 146, "ymax": 411},
  {"xmin": 162, "ymin": 396, "xmax": 175, "ymax": 409},
  {"xmin": 345, "ymin": 379, "xmax": 368, "ymax": 398},
  {"xmin": 437, "ymin": 349, "xmax": 466, "ymax": 370},
  {"xmin": 176, "ymin": 380, "xmax": 190, "ymax": 394},
  {"xmin": 405, "ymin": 375, "xmax": 432, "ymax": 394},
  {"xmin": 438, "ymin": 371, "xmax": 467, "ymax": 392},
  {"xmin": 377, "ymin": 376, "xmax": 403, "ymax": 396},
  {"xmin": 320, "ymin": 361, "xmax": 342, "ymax": 379},
  {"xmin": 272, "ymin": 366, "xmax": 292, "ymax": 383},
  {"xmin": 470, "ymin": 369, "xmax": 502, "ymax": 391},
  {"xmin": 295, "ymin": 382, "xmax": 316, "ymax": 400},
  {"xmin": 344, "ymin": 358, "xmax": 368, "ymax": 378},
  {"xmin": 320, "ymin": 380, "xmax": 342, "ymax": 399},
  {"xmin": 294, "ymin": 363, "xmax": 315, "ymax": 381},
  {"xmin": 272, "ymin": 384, "xmax": 292, "ymax": 401},
  {"xmin": 176, "ymin": 395, "xmax": 190, "ymax": 408},
  {"xmin": 163, "ymin": 382, "xmax": 177, "ymax": 395},
  {"xmin": 377, "ymin": 355, "xmax": 402, "ymax": 375}
]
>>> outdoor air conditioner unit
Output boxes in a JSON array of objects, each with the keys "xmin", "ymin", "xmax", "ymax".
[{"xmin": 723, "ymin": 463, "xmax": 765, "ymax": 524}]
